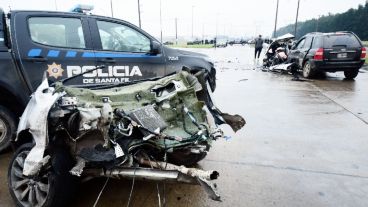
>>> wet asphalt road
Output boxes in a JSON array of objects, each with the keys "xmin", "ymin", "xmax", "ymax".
[{"xmin": 1, "ymin": 45, "xmax": 368, "ymax": 207}]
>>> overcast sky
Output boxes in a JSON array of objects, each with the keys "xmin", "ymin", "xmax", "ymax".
[{"xmin": 1, "ymin": 0, "xmax": 366, "ymax": 39}]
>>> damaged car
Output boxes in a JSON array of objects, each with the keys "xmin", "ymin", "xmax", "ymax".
[
  {"xmin": 262, "ymin": 33, "xmax": 301, "ymax": 79},
  {"xmin": 7, "ymin": 68, "xmax": 245, "ymax": 207},
  {"xmin": 263, "ymin": 33, "xmax": 295, "ymax": 69}
]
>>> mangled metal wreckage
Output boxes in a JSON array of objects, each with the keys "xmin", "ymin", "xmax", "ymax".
[
  {"xmin": 8, "ymin": 70, "xmax": 245, "ymax": 206},
  {"xmin": 262, "ymin": 33, "xmax": 300, "ymax": 78}
]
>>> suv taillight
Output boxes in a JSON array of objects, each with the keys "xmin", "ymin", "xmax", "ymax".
[
  {"xmin": 361, "ymin": 47, "xmax": 366, "ymax": 59},
  {"xmin": 314, "ymin": 48, "xmax": 324, "ymax": 60}
]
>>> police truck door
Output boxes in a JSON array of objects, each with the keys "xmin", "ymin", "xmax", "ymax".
[
  {"xmin": 88, "ymin": 17, "xmax": 166, "ymax": 84},
  {"xmin": 12, "ymin": 12, "xmax": 95, "ymax": 90}
]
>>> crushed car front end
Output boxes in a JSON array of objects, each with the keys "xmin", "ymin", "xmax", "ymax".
[{"xmin": 8, "ymin": 70, "xmax": 245, "ymax": 207}]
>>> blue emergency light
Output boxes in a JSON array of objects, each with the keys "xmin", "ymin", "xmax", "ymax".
[{"xmin": 70, "ymin": 4, "xmax": 94, "ymax": 13}]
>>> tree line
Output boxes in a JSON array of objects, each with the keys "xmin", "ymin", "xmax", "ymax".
[{"xmin": 275, "ymin": 3, "xmax": 368, "ymax": 40}]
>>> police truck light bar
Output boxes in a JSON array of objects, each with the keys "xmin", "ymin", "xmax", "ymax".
[{"xmin": 70, "ymin": 4, "xmax": 94, "ymax": 13}]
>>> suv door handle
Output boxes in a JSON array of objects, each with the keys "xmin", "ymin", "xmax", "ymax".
[
  {"xmin": 26, "ymin": 56, "xmax": 48, "ymax": 62},
  {"xmin": 97, "ymin": 58, "xmax": 116, "ymax": 63}
]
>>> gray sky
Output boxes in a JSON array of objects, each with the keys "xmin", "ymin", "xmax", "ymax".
[{"xmin": 1, "ymin": 0, "xmax": 366, "ymax": 39}]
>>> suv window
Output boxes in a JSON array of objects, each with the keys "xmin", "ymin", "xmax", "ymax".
[
  {"xmin": 0, "ymin": 32, "xmax": 3, "ymax": 45},
  {"xmin": 28, "ymin": 17, "xmax": 85, "ymax": 48},
  {"xmin": 97, "ymin": 21, "xmax": 150, "ymax": 52},
  {"xmin": 296, "ymin": 39, "xmax": 305, "ymax": 49},
  {"xmin": 323, "ymin": 34, "xmax": 361, "ymax": 48},
  {"xmin": 312, "ymin": 36, "xmax": 322, "ymax": 48},
  {"xmin": 303, "ymin": 37, "xmax": 313, "ymax": 49}
]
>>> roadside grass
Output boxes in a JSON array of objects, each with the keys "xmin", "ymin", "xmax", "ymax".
[{"xmin": 169, "ymin": 44, "xmax": 214, "ymax": 49}]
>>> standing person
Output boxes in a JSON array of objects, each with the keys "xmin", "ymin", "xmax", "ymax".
[{"xmin": 254, "ymin": 34, "xmax": 264, "ymax": 60}]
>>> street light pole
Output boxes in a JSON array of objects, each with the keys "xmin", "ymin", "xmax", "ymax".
[
  {"xmin": 160, "ymin": 0, "xmax": 163, "ymax": 42},
  {"xmin": 273, "ymin": 0, "xmax": 279, "ymax": 38},
  {"xmin": 175, "ymin": 18, "xmax": 178, "ymax": 45},
  {"xmin": 316, "ymin": 15, "xmax": 321, "ymax": 32},
  {"xmin": 294, "ymin": 0, "xmax": 300, "ymax": 37},
  {"xmin": 191, "ymin": 5, "xmax": 194, "ymax": 39},
  {"xmin": 110, "ymin": 0, "xmax": 114, "ymax": 17},
  {"xmin": 137, "ymin": 0, "xmax": 141, "ymax": 28}
]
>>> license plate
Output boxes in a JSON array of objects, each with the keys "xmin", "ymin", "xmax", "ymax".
[{"xmin": 337, "ymin": 53, "xmax": 347, "ymax": 58}]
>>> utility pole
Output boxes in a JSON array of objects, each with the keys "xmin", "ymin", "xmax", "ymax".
[
  {"xmin": 175, "ymin": 18, "xmax": 178, "ymax": 45},
  {"xmin": 191, "ymin": 5, "xmax": 194, "ymax": 39},
  {"xmin": 137, "ymin": 0, "xmax": 141, "ymax": 28},
  {"xmin": 159, "ymin": 0, "xmax": 163, "ymax": 42},
  {"xmin": 316, "ymin": 18, "xmax": 319, "ymax": 32},
  {"xmin": 316, "ymin": 15, "xmax": 321, "ymax": 32},
  {"xmin": 54, "ymin": 0, "xmax": 58, "ymax": 11},
  {"xmin": 294, "ymin": 0, "xmax": 300, "ymax": 37},
  {"xmin": 215, "ymin": 14, "xmax": 218, "ymax": 38},
  {"xmin": 273, "ymin": 0, "xmax": 279, "ymax": 38},
  {"xmin": 110, "ymin": 0, "xmax": 114, "ymax": 17},
  {"xmin": 202, "ymin": 23, "xmax": 204, "ymax": 44}
]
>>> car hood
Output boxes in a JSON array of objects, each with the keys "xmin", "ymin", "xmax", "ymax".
[
  {"xmin": 163, "ymin": 46, "xmax": 208, "ymax": 58},
  {"xmin": 274, "ymin": 33, "xmax": 295, "ymax": 43}
]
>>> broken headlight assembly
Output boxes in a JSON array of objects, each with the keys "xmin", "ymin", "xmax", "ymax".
[{"xmin": 8, "ymin": 71, "xmax": 245, "ymax": 207}]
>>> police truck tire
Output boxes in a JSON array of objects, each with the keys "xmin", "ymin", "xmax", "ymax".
[{"xmin": 0, "ymin": 105, "xmax": 16, "ymax": 152}]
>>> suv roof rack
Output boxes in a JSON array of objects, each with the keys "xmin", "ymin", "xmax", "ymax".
[{"xmin": 307, "ymin": 32, "xmax": 323, "ymax": 35}]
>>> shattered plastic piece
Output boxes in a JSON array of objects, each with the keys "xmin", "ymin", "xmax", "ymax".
[
  {"xmin": 220, "ymin": 113, "xmax": 246, "ymax": 132},
  {"xmin": 114, "ymin": 143, "xmax": 125, "ymax": 158},
  {"xmin": 78, "ymin": 108, "xmax": 101, "ymax": 130},
  {"xmin": 70, "ymin": 157, "xmax": 86, "ymax": 177},
  {"xmin": 224, "ymin": 136, "xmax": 232, "ymax": 141},
  {"xmin": 59, "ymin": 96, "xmax": 78, "ymax": 107},
  {"xmin": 197, "ymin": 177, "xmax": 221, "ymax": 201},
  {"xmin": 17, "ymin": 78, "xmax": 64, "ymax": 176}
]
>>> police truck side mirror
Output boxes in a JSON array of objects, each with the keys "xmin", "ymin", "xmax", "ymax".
[{"xmin": 150, "ymin": 41, "xmax": 162, "ymax": 55}]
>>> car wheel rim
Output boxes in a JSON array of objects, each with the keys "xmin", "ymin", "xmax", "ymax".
[
  {"xmin": 10, "ymin": 150, "xmax": 49, "ymax": 207},
  {"xmin": 0, "ymin": 118, "xmax": 7, "ymax": 143},
  {"xmin": 303, "ymin": 63, "xmax": 310, "ymax": 77}
]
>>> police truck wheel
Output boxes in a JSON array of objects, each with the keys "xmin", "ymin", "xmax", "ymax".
[
  {"xmin": 344, "ymin": 69, "xmax": 359, "ymax": 79},
  {"xmin": 302, "ymin": 61, "xmax": 315, "ymax": 78},
  {"xmin": 0, "ymin": 105, "xmax": 16, "ymax": 152}
]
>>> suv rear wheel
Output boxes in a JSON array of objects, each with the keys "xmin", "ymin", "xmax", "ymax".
[
  {"xmin": 302, "ymin": 61, "xmax": 315, "ymax": 78},
  {"xmin": 0, "ymin": 105, "xmax": 16, "ymax": 152},
  {"xmin": 344, "ymin": 69, "xmax": 359, "ymax": 79}
]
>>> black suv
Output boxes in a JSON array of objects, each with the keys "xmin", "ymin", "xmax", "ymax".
[{"xmin": 288, "ymin": 31, "xmax": 366, "ymax": 79}]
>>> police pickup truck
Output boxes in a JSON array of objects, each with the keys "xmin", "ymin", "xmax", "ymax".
[{"xmin": 0, "ymin": 7, "xmax": 216, "ymax": 152}]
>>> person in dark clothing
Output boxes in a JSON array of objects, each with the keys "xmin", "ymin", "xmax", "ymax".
[{"xmin": 254, "ymin": 34, "xmax": 264, "ymax": 59}]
